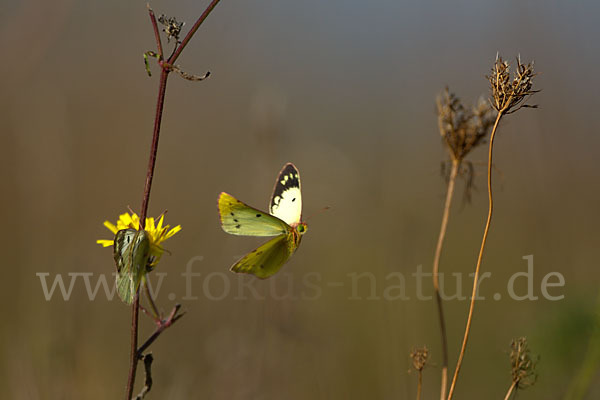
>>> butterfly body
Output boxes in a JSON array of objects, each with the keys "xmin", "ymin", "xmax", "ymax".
[{"xmin": 218, "ymin": 163, "xmax": 307, "ymax": 279}]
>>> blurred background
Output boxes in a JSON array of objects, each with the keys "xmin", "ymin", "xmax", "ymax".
[{"xmin": 2, "ymin": 0, "xmax": 599, "ymax": 399}]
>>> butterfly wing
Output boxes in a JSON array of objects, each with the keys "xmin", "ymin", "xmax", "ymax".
[
  {"xmin": 219, "ymin": 192, "xmax": 289, "ymax": 236},
  {"xmin": 113, "ymin": 228, "xmax": 150, "ymax": 304},
  {"xmin": 269, "ymin": 163, "xmax": 302, "ymax": 226},
  {"xmin": 230, "ymin": 233, "xmax": 300, "ymax": 279}
]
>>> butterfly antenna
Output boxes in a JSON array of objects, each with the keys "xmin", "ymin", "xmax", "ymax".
[{"xmin": 305, "ymin": 206, "xmax": 331, "ymax": 222}]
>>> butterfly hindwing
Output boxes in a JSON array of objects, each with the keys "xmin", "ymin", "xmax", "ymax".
[
  {"xmin": 218, "ymin": 192, "xmax": 289, "ymax": 237},
  {"xmin": 230, "ymin": 233, "xmax": 297, "ymax": 279},
  {"xmin": 113, "ymin": 228, "xmax": 150, "ymax": 304},
  {"xmin": 269, "ymin": 163, "xmax": 302, "ymax": 226}
]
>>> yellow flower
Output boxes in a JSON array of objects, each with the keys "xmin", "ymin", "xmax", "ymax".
[{"xmin": 97, "ymin": 212, "xmax": 181, "ymax": 266}]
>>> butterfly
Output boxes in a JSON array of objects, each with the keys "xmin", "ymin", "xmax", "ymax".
[
  {"xmin": 218, "ymin": 163, "xmax": 308, "ymax": 279},
  {"xmin": 113, "ymin": 228, "xmax": 150, "ymax": 304}
]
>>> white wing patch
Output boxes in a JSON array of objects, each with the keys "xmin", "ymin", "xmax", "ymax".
[
  {"xmin": 269, "ymin": 163, "xmax": 302, "ymax": 226},
  {"xmin": 271, "ymin": 186, "xmax": 302, "ymax": 226}
]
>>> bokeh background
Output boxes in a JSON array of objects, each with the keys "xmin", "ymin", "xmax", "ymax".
[{"xmin": 2, "ymin": 0, "xmax": 599, "ymax": 399}]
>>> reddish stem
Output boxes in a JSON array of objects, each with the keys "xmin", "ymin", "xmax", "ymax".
[
  {"xmin": 139, "ymin": 68, "xmax": 169, "ymax": 225},
  {"xmin": 125, "ymin": 293, "xmax": 140, "ymax": 399},
  {"xmin": 147, "ymin": 6, "xmax": 164, "ymax": 59},
  {"xmin": 124, "ymin": 2, "xmax": 221, "ymax": 398},
  {"xmin": 137, "ymin": 305, "xmax": 185, "ymax": 356},
  {"xmin": 125, "ymin": 67, "xmax": 169, "ymax": 400},
  {"xmin": 168, "ymin": 0, "xmax": 221, "ymax": 64}
]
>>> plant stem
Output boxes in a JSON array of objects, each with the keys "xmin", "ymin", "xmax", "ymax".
[
  {"xmin": 125, "ymin": 66, "xmax": 169, "ymax": 400},
  {"xmin": 134, "ymin": 354, "xmax": 154, "ymax": 400},
  {"xmin": 126, "ymin": 293, "xmax": 141, "ymax": 400},
  {"xmin": 447, "ymin": 111, "xmax": 503, "ymax": 400},
  {"xmin": 143, "ymin": 277, "xmax": 161, "ymax": 320},
  {"xmin": 125, "ymin": 3, "xmax": 221, "ymax": 398},
  {"xmin": 416, "ymin": 370, "xmax": 423, "ymax": 400},
  {"xmin": 503, "ymin": 380, "xmax": 517, "ymax": 400},
  {"xmin": 147, "ymin": 6, "xmax": 164, "ymax": 59},
  {"xmin": 169, "ymin": 0, "xmax": 222, "ymax": 64},
  {"xmin": 139, "ymin": 69, "xmax": 169, "ymax": 225},
  {"xmin": 136, "ymin": 305, "xmax": 185, "ymax": 356},
  {"xmin": 433, "ymin": 158, "xmax": 460, "ymax": 400}
]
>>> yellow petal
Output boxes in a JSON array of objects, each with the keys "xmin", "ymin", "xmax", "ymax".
[
  {"xmin": 147, "ymin": 217, "xmax": 155, "ymax": 232},
  {"xmin": 165, "ymin": 225, "xmax": 182, "ymax": 239},
  {"xmin": 98, "ymin": 211, "xmax": 180, "ymax": 267},
  {"xmin": 103, "ymin": 221, "xmax": 118, "ymax": 234},
  {"xmin": 131, "ymin": 214, "xmax": 140, "ymax": 229},
  {"xmin": 96, "ymin": 239, "xmax": 114, "ymax": 247},
  {"xmin": 118, "ymin": 213, "xmax": 132, "ymax": 225}
]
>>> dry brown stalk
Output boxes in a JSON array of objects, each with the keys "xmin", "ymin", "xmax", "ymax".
[
  {"xmin": 504, "ymin": 337, "xmax": 538, "ymax": 399},
  {"xmin": 446, "ymin": 56, "xmax": 537, "ymax": 400},
  {"xmin": 411, "ymin": 347, "xmax": 429, "ymax": 400},
  {"xmin": 434, "ymin": 88, "xmax": 494, "ymax": 400}
]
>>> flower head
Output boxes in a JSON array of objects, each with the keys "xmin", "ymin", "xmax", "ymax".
[
  {"xmin": 158, "ymin": 14, "xmax": 185, "ymax": 43},
  {"xmin": 488, "ymin": 55, "xmax": 538, "ymax": 114},
  {"xmin": 410, "ymin": 346, "xmax": 429, "ymax": 372},
  {"xmin": 509, "ymin": 337, "xmax": 538, "ymax": 389},
  {"xmin": 97, "ymin": 212, "xmax": 181, "ymax": 266},
  {"xmin": 437, "ymin": 87, "xmax": 496, "ymax": 162}
]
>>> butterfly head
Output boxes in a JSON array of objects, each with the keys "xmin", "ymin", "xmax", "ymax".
[{"xmin": 295, "ymin": 222, "xmax": 308, "ymax": 235}]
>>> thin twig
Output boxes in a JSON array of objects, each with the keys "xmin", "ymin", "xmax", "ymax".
[
  {"xmin": 169, "ymin": 0, "xmax": 221, "ymax": 64},
  {"xmin": 126, "ymin": 293, "xmax": 141, "ymax": 400},
  {"xmin": 143, "ymin": 279, "xmax": 161, "ymax": 321},
  {"xmin": 432, "ymin": 158, "xmax": 460, "ymax": 400},
  {"xmin": 503, "ymin": 380, "xmax": 517, "ymax": 400},
  {"xmin": 147, "ymin": 5, "xmax": 164, "ymax": 59},
  {"xmin": 139, "ymin": 304, "xmax": 157, "ymax": 321},
  {"xmin": 447, "ymin": 111, "xmax": 503, "ymax": 399},
  {"xmin": 139, "ymin": 67, "xmax": 169, "ymax": 225},
  {"xmin": 416, "ymin": 369, "xmax": 423, "ymax": 400},
  {"xmin": 137, "ymin": 304, "xmax": 185, "ymax": 356},
  {"xmin": 134, "ymin": 353, "xmax": 154, "ymax": 400}
]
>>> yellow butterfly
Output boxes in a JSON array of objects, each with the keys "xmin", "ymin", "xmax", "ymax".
[{"xmin": 218, "ymin": 163, "xmax": 307, "ymax": 279}]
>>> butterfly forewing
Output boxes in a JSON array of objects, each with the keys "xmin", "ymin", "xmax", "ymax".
[
  {"xmin": 230, "ymin": 233, "xmax": 297, "ymax": 279},
  {"xmin": 113, "ymin": 228, "xmax": 150, "ymax": 304},
  {"xmin": 218, "ymin": 192, "xmax": 289, "ymax": 237},
  {"xmin": 269, "ymin": 163, "xmax": 302, "ymax": 226},
  {"xmin": 218, "ymin": 163, "xmax": 306, "ymax": 279}
]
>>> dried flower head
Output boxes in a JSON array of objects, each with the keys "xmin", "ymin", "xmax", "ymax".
[
  {"xmin": 509, "ymin": 337, "xmax": 538, "ymax": 389},
  {"xmin": 437, "ymin": 87, "xmax": 496, "ymax": 162},
  {"xmin": 410, "ymin": 346, "xmax": 429, "ymax": 372},
  {"xmin": 488, "ymin": 55, "xmax": 538, "ymax": 114},
  {"xmin": 158, "ymin": 15, "xmax": 185, "ymax": 43}
]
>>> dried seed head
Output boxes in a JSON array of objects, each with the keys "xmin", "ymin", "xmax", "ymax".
[
  {"xmin": 509, "ymin": 337, "xmax": 538, "ymax": 389},
  {"xmin": 410, "ymin": 346, "xmax": 429, "ymax": 372},
  {"xmin": 437, "ymin": 87, "xmax": 496, "ymax": 162},
  {"xmin": 158, "ymin": 15, "xmax": 185, "ymax": 43},
  {"xmin": 488, "ymin": 55, "xmax": 538, "ymax": 114}
]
